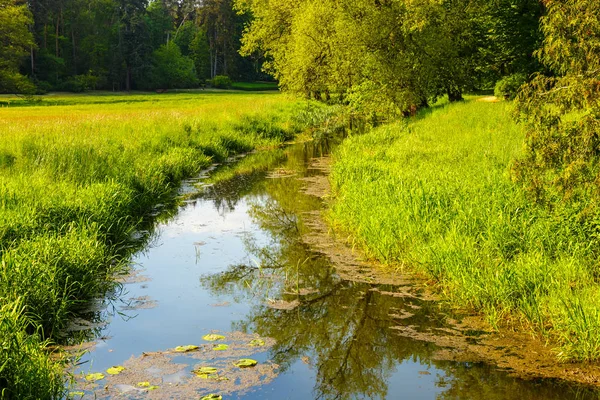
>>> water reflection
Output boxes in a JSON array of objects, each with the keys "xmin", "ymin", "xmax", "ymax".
[{"xmin": 199, "ymin": 138, "xmax": 600, "ymax": 400}]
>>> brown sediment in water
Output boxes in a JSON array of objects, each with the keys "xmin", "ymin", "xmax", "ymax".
[
  {"xmin": 299, "ymin": 156, "xmax": 600, "ymax": 388},
  {"xmin": 72, "ymin": 332, "xmax": 278, "ymax": 399}
]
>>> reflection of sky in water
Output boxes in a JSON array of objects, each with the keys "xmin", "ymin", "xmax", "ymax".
[{"xmin": 77, "ymin": 197, "xmax": 271, "ymax": 372}]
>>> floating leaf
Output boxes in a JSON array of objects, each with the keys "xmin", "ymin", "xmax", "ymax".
[
  {"xmin": 201, "ymin": 395, "xmax": 222, "ymax": 400},
  {"xmin": 202, "ymin": 334, "xmax": 225, "ymax": 341},
  {"xmin": 193, "ymin": 367, "xmax": 218, "ymax": 378},
  {"xmin": 137, "ymin": 382, "xmax": 151, "ymax": 388},
  {"xmin": 213, "ymin": 344, "xmax": 229, "ymax": 351},
  {"xmin": 85, "ymin": 372, "xmax": 105, "ymax": 382},
  {"xmin": 106, "ymin": 366, "xmax": 125, "ymax": 375},
  {"xmin": 174, "ymin": 345, "xmax": 199, "ymax": 352},
  {"xmin": 147, "ymin": 386, "xmax": 160, "ymax": 391},
  {"xmin": 248, "ymin": 339, "xmax": 265, "ymax": 347},
  {"xmin": 234, "ymin": 359, "xmax": 257, "ymax": 368},
  {"xmin": 68, "ymin": 391, "xmax": 85, "ymax": 398}
]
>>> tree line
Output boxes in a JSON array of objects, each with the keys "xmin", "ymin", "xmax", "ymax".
[
  {"xmin": 1, "ymin": 0, "xmax": 268, "ymax": 93},
  {"xmin": 236, "ymin": 0, "xmax": 543, "ymax": 114}
]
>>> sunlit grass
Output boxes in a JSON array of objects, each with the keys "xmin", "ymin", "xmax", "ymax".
[
  {"xmin": 0, "ymin": 91, "xmax": 316, "ymax": 398},
  {"xmin": 330, "ymin": 99, "xmax": 600, "ymax": 362}
]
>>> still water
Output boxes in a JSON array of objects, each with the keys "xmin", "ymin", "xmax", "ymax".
[{"xmin": 71, "ymin": 138, "xmax": 599, "ymax": 399}]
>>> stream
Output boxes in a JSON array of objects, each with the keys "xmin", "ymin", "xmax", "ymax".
[{"xmin": 70, "ymin": 137, "xmax": 600, "ymax": 399}]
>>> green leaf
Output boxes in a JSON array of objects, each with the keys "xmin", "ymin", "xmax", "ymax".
[
  {"xmin": 147, "ymin": 386, "xmax": 160, "ymax": 391},
  {"xmin": 234, "ymin": 358, "xmax": 258, "ymax": 368},
  {"xmin": 201, "ymin": 395, "xmax": 223, "ymax": 400},
  {"xmin": 249, "ymin": 339, "xmax": 265, "ymax": 347},
  {"xmin": 85, "ymin": 372, "xmax": 105, "ymax": 382},
  {"xmin": 193, "ymin": 367, "xmax": 218, "ymax": 378},
  {"xmin": 137, "ymin": 382, "xmax": 151, "ymax": 387},
  {"xmin": 68, "ymin": 391, "xmax": 85, "ymax": 398},
  {"xmin": 213, "ymin": 344, "xmax": 229, "ymax": 351},
  {"xmin": 106, "ymin": 365, "xmax": 125, "ymax": 375},
  {"xmin": 202, "ymin": 334, "xmax": 226, "ymax": 341},
  {"xmin": 174, "ymin": 345, "xmax": 199, "ymax": 352}
]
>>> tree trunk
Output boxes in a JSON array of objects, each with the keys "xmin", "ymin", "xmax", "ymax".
[
  {"xmin": 72, "ymin": 29, "xmax": 77, "ymax": 75},
  {"xmin": 30, "ymin": 47, "xmax": 35, "ymax": 78},
  {"xmin": 126, "ymin": 66, "xmax": 131, "ymax": 91}
]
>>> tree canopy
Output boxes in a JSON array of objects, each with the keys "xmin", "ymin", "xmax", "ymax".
[{"xmin": 0, "ymin": 0, "xmax": 268, "ymax": 92}]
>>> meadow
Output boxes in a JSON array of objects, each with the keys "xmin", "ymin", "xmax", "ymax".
[
  {"xmin": 329, "ymin": 99, "xmax": 600, "ymax": 362},
  {"xmin": 0, "ymin": 91, "xmax": 315, "ymax": 398}
]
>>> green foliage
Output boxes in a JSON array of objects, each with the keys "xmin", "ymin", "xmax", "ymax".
[
  {"xmin": 0, "ymin": 0, "xmax": 34, "ymax": 93},
  {"xmin": 0, "ymin": 299, "xmax": 65, "ymax": 399},
  {"xmin": 236, "ymin": 0, "xmax": 540, "ymax": 116},
  {"xmin": 209, "ymin": 75, "xmax": 233, "ymax": 89},
  {"xmin": 330, "ymin": 99, "xmax": 600, "ymax": 361},
  {"xmin": 494, "ymin": 73, "xmax": 527, "ymax": 100},
  {"xmin": 145, "ymin": 44, "xmax": 199, "ymax": 89},
  {"xmin": 514, "ymin": 0, "xmax": 600, "ymax": 207}
]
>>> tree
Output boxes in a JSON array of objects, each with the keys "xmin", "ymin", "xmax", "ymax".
[
  {"xmin": 145, "ymin": 42, "xmax": 198, "ymax": 89},
  {"xmin": 0, "ymin": 0, "xmax": 35, "ymax": 93},
  {"xmin": 118, "ymin": 0, "xmax": 151, "ymax": 90},
  {"xmin": 514, "ymin": 0, "xmax": 600, "ymax": 209}
]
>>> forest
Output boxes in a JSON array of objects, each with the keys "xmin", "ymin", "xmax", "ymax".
[
  {"xmin": 2, "ymin": 0, "xmax": 600, "ymax": 398},
  {"xmin": 1, "ymin": 0, "xmax": 268, "ymax": 93}
]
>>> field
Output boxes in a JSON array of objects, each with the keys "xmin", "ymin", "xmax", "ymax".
[
  {"xmin": 0, "ymin": 91, "xmax": 314, "ymax": 398},
  {"xmin": 329, "ymin": 99, "xmax": 600, "ymax": 362}
]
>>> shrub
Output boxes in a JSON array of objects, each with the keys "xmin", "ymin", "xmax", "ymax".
[
  {"xmin": 494, "ymin": 73, "xmax": 527, "ymax": 100},
  {"xmin": 210, "ymin": 75, "xmax": 232, "ymax": 89},
  {"xmin": 144, "ymin": 44, "xmax": 199, "ymax": 90}
]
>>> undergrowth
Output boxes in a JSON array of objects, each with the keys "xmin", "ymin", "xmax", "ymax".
[{"xmin": 330, "ymin": 99, "xmax": 600, "ymax": 362}]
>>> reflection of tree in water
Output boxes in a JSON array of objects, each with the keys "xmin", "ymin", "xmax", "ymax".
[{"xmin": 201, "ymin": 140, "xmax": 600, "ymax": 400}]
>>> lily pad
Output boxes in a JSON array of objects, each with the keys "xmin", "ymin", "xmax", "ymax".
[
  {"xmin": 202, "ymin": 334, "xmax": 226, "ymax": 341},
  {"xmin": 193, "ymin": 367, "xmax": 218, "ymax": 378},
  {"xmin": 137, "ymin": 382, "xmax": 151, "ymax": 388},
  {"xmin": 85, "ymin": 372, "xmax": 105, "ymax": 382},
  {"xmin": 174, "ymin": 345, "xmax": 199, "ymax": 352},
  {"xmin": 248, "ymin": 339, "xmax": 265, "ymax": 347},
  {"xmin": 234, "ymin": 359, "xmax": 258, "ymax": 368},
  {"xmin": 147, "ymin": 386, "xmax": 160, "ymax": 391},
  {"xmin": 213, "ymin": 344, "xmax": 229, "ymax": 351},
  {"xmin": 106, "ymin": 366, "xmax": 125, "ymax": 375},
  {"xmin": 201, "ymin": 395, "xmax": 222, "ymax": 400}
]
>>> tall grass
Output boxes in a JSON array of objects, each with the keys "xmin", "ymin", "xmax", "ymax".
[
  {"xmin": 330, "ymin": 99, "xmax": 600, "ymax": 362},
  {"xmin": 0, "ymin": 91, "xmax": 320, "ymax": 398}
]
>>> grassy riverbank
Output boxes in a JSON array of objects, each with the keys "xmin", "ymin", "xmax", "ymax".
[
  {"xmin": 330, "ymin": 98, "xmax": 600, "ymax": 362},
  {"xmin": 0, "ymin": 91, "xmax": 314, "ymax": 398}
]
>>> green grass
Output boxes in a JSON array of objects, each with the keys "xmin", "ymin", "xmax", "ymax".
[
  {"xmin": 0, "ymin": 91, "xmax": 319, "ymax": 398},
  {"xmin": 231, "ymin": 82, "xmax": 279, "ymax": 91},
  {"xmin": 330, "ymin": 98, "xmax": 600, "ymax": 362}
]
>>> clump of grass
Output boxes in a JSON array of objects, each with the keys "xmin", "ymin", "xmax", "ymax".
[
  {"xmin": 0, "ymin": 299, "xmax": 65, "ymax": 399},
  {"xmin": 329, "ymin": 99, "xmax": 600, "ymax": 361},
  {"xmin": 0, "ymin": 91, "xmax": 322, "ymax": 396}
]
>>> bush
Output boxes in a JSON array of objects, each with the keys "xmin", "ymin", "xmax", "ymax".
[
  {"xmin": 210, "ymin": 75, "xmax": 232, "ymax": 89},
  {"xmin": 143, "ymin": 44, "xmax": 199, "ymax": 90},
  {"xmin": 34, "ymin": 80, "xmax": 52, "ymax": 94},
  {"xmin": 494, "ymin": 73, "xmax": 527, "ymax": 100}
]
